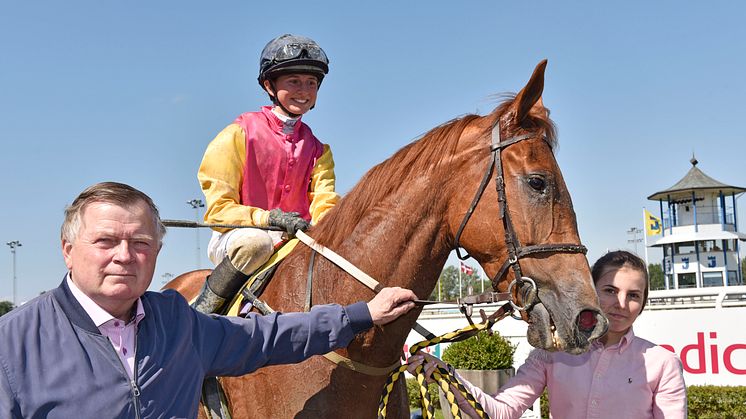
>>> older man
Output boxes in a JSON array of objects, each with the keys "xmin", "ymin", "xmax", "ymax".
[{"xmin": 0, "ymin": 182, "xmax": 416, "ymax": 418}]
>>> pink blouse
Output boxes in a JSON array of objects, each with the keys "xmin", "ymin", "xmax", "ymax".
[{"xmin": 458, "ymin": 329, "xmax": 687, "ymax": 419}]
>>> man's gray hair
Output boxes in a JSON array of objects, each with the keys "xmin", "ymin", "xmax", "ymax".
[{"xmin": 61, "ymin": 182, "xmax": 167, "ymax": 244}]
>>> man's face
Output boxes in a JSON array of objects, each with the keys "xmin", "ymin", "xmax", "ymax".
[{"xmin": 62, "ymin": 200, "xmax": 160, "ymax": 319}]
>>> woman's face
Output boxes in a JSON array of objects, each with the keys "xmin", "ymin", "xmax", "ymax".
[
  {"xmin": 264, "ymin": 74, "xmax": 319, "ymax": 116},
  {"xmin": 595, "ymin": 266, "xmax": 646, "ymax": 337}
]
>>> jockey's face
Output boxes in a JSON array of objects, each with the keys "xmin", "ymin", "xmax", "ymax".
[{"xmin": 264, "ymin": 73, "xmax": 319, "ymax": 116}]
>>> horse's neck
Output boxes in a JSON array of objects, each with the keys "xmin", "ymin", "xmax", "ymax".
[
  {"xmin": 340, "ymin": 183, "xmax": 452, "ymax": 282},
  {"xmin": 263, "ymin": 189, "xmax": 451, "ymax": 369},
  {"xmin": 320, "ymin": 192, "xmax": 452, "ymax": 364}
]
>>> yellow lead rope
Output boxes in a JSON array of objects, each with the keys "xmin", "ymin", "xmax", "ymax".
[{"xmin": 377, "ymin": 304, "xmax": 513, "ymax": 419}]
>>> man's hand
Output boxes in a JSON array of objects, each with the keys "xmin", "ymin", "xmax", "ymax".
[
  {"xmin": 268, "ymin": 209, "xmax": 310, "ymax": 234},
  {"xmin": 367, "ymin": 287, "xmax": 417, "ymax": 325}
]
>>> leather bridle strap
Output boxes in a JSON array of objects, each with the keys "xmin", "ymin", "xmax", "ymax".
[
  {"xmin": 453, "ymin": 121, "xmax": 587, "ymax": 306},
  {"xmin": 453, "ymin": 124, "xmax": 534, "ymax": 261}
]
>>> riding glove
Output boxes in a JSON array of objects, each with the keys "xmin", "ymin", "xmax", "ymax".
[{"xmin": 268, "ymin": 209, "xmax": 310, "ymax": 234}]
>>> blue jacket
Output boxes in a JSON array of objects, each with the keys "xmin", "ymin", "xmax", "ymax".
[{"xmin": 0, "ymin": 278, "xmax": 372, "ymax": 418}]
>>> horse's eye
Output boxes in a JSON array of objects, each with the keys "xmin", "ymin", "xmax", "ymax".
[{"xmin": 527, "ymin": 176, "xmax": 546, "ymax": 191}]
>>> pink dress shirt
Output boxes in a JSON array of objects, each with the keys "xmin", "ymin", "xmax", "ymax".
[
  {"xmin": 458, "ymin": 329, "xmax": 687, "ymax": 419},
  {"xmin": 66, "ymin": 276, "xmax": 145, "ymax": 380}
]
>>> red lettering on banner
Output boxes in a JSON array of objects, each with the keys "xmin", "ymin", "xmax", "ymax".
[
  {"xmin": 709, "ymin": 332, "xmax": 719, "ymax": 374},
  {"xmin": 680, "ymin": 332, "xmax": 706, "ymax": 373},
  {"xmin": 659, "ymin": 331, "xmax": 745, "ymax": 375},
  {"xmin": 660, "ymin": 344, "xmax": 675, "ymax": 353},
  {"xmin": 724, "ymin": 344, "xmax": 746, "ymax": 374}
]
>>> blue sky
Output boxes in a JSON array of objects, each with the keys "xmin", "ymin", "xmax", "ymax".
[{"xmin": 2, "ymin": 1, "xmax": 745, "ymax": 303}]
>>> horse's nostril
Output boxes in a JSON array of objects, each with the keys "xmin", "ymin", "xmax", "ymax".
[{"xmin": 577, "ymin": 310, "xmax": 598, "ymax": 333}]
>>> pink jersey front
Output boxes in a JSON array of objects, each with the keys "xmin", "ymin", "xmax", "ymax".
[{"xmin": 234, "ymin": 106, "xmax": 323, "ymax": 221}]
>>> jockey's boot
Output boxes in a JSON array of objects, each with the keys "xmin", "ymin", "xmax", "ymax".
[{"xmin": 191, "ymin": 257, "xmax": 250, "ymax": 314}]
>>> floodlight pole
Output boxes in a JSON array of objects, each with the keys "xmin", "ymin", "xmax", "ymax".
[
  {"xmin": 627, "ymin": 227, "xmax": 643, "ymax": 257},
  {"xmin": 6, "ymin": 241, "xmax": 22, "ymax": 306},
  {"xmin": 186, "ymin": 199, "xmax": 205, "ymax": 269}
]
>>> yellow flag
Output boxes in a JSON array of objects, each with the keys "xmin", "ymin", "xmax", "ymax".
[{"xmin": 644, "ymin": 209, "xmax": 662, "ymax": 236}]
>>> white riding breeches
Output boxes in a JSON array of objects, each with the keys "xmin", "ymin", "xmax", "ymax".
[{"xmin": 207, "ymin": 228, "xmax": 285, "ymax": 275}]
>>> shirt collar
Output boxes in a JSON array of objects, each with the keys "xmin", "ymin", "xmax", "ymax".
[
  {"xmin": 66, "ymin": 273, "xmax": 145, "ymax": 327},
  {"xmin": 591, "ymin": 327, "xmax": 635, "ymax": 353},
  {"xmin": 617, "ymin": 328, "xmax": 635, "ymax": 353},
  {"xmin": 262, "ymin": 105, "xmax": 301, "ymax": 136},
  {"xmin": 271, "ymin": 107, "xmax": 299, "ymax": 125}
]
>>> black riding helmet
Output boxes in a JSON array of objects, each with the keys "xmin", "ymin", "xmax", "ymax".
[{"xmin": 257, "ymin": 34, "xmax": 329, "ymax": 116}]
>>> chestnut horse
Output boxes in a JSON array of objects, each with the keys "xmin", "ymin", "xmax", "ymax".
[{"xmin": 165, "ymin": 60, "xmax": 608, "ymax": 418}]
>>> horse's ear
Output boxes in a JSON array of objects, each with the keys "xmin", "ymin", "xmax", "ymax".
[{"xmin": 513, "ymin": 59, "xmax": 547, "ymax": 123}]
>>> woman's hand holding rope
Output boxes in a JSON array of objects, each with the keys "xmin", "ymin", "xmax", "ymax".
[{"xmin": 404, "ymin": 352, "xmax": 486, "ymax": 419}]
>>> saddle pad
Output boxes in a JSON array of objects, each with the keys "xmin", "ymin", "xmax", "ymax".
[{"xmin": 224, "ymin": 238, "xmax": 300, "ymax": 317}]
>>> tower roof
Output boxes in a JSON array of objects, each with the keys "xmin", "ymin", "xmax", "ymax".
[{"xmin": 647, "ymin": 156, "xmax": 746, "ymax": 201}]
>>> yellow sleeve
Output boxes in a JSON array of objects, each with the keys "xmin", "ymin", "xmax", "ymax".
[
  {"xmin": 308, "ymin": 144, "xmax": 340, "ymax": 224},
  {"xmin": 197, "ymin": 124, "xmax": 270, "ymax": 233}
]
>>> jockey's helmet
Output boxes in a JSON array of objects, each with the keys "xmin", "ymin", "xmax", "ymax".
[{"xmin": 258, "ymin": 34, "xmax": 329, "ymax": 88}]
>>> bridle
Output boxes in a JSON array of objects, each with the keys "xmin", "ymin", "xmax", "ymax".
[{"xmin": 453, "ymin": 118, "xmax": 587, "ymax": 315}]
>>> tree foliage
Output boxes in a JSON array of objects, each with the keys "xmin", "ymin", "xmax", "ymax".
[
  {"xmin": 428, "ymin": 265, "xmax": 486, "ymax": 301},
  {"xmin": 0, "ymin": 301, "xmax": 14, "ymax": 317},
  {"xmin": 406, "ymin": 378, "xmax": 441, "ymax": 410},
  {"xmin": 648, "ymin": 263, "xmax": 665, "ymax": 290}
]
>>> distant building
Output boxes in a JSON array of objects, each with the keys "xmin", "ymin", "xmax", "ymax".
[{"xmin": 646, "ymin": 156, "xmax": 745, "ymax": 289}]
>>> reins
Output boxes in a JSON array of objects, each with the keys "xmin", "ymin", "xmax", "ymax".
[{"xmin": 378, "ymin": 304, "xmax": 514, "ymax": 419}]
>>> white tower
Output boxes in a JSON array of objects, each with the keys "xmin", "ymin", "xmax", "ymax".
[{"xmin": 647, "ymin": 156, "xmax": 745, "ymax": 289}]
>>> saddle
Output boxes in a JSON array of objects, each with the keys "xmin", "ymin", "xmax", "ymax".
[{"xmin": 223, "ymin": 238, "xmax": 300, "ymax": 317}]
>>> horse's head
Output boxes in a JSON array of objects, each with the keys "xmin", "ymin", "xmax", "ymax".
[{"xmin": 449, "ymin": 60, "xmax": 608, "ymax": 354}]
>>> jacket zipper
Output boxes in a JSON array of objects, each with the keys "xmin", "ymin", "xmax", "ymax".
[
  {"xmin": 131, "ymin": 331, "xmax": 142, "ymax": 419},
  {"xmin": 107, "ymin": 333, "xmax": 142, "ymax": 419}
]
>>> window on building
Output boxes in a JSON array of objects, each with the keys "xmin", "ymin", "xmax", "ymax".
[
  {"xmin": 698, "ymin": 240, "xmax": 719, "ymax": 252},
  {"xmin": 675, "ymin": 242, "xmax": 695, "ymax": 254},
  {"xmin": 702, "ymin": 271, "xmax": 724, "ymax": 287},
  {"xmin": 728, "ymin": 270, "xmax": 742, "ymax": 286},
  {"xmin": 677, "ymin": 273, "xmax": 696, "ymax": 289}
]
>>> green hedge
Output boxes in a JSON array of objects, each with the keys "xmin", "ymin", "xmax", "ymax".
[
  {"xmin": 441, "ymin": 331, "xmax": 516, "ymax": 370},
  {"xmin": 406, "ymin": 377, "xmax": 441, "ymax": 410},
  {"xmin": 540, "ymin": 386, "xmax": 746, "ymax": 419},
  {"xmin": 687, "ymin": 385, "xmax": 746, "ymax": 419}
]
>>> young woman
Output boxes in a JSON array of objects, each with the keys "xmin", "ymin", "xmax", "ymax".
[
  {"xmin": 408, "ymin": 251, "xmax": 687, "ymax": 418},
  {"xmin": 192, "ymin": 34, "xmax": 339, "ymax": 313}
]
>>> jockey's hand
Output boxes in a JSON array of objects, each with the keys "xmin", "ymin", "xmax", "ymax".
[
  {"xmin": 407, "ymin": 352, "xmax": 450, "ymax": 384},
  {"xmin": 367, "ymin": 287, "xmax": 416, "ymax": 325},
  {"xmin": 268, "ymin": 209, "xmax": 310, "ymax": 234}
]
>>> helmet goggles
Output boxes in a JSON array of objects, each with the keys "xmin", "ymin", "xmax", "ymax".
[{"xmin": 271, "ymin": 42, "xmax": 328, "ymax": 65}]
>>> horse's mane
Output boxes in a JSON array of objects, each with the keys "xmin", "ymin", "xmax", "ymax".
[{"xmin": 313, "ymin": 95, "xmax": 556, "ymax": 247}]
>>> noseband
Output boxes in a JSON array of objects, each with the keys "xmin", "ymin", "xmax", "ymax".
[{"xmin": 453, "ymin": 120, "xmax": 587, "ymax": 313}]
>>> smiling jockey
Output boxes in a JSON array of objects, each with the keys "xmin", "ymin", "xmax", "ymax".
[{"xmin": 193, "ymin": 34, "xmax": 339, "ymax": 314}]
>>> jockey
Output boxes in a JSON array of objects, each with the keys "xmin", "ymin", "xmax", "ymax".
[{"xmin": 192, "ymin": 34, "xmax": 339, "ymax": 314}]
